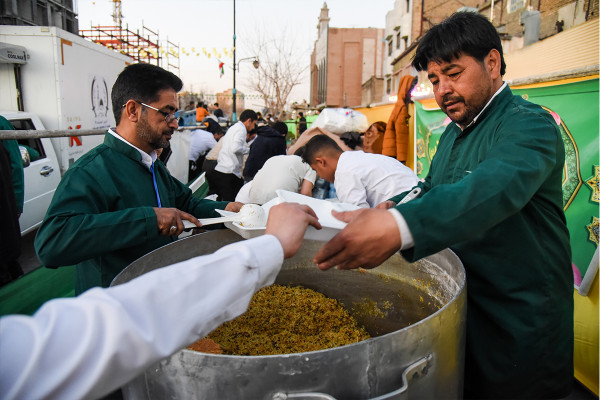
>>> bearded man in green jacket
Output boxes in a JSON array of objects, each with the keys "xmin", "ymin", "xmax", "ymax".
[
  {"xmin": 313, "ymin": 12, "xmax": 573, "ymax": 399},
  {"xmin": 35, "ymin": 64, "xmax": 243, "ymax": 295}
]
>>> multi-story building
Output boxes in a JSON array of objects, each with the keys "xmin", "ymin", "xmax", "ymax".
[
  {"xmin": 310, "ymin": 3, "xmax": 384, "ymax": 109},
  {"xmin": 0, "ymin": 0, "xmax": 78, "ymax": 34},
  {"xmin": 382, "ymin": 0, "xmax": 415, "ymax": 103},
  {"xmin": 386, "ymin": 0, "xmax": 598, "ymax": 97}
]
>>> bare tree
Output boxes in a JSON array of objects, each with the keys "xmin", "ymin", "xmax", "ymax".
[{"xmin": 243, "ymin": 27, "xmax": 309, "ymax": 119}]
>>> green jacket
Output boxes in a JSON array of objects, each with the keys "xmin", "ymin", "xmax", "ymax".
[
  {"xmin": 0, "ymin": 116, "xmax": 24, "ymax": 214},
  {"xmin": 35, "ymin": 132, "xmax": 230, "ymax": 294},
  {"xmin": 391, "ymin": 86, "xmax": 573, "ymax": 398}
]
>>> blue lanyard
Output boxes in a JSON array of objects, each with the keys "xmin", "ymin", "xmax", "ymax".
[{"xmin": 150, "ymin": 162, "xmax": 162, "ymax": 207}]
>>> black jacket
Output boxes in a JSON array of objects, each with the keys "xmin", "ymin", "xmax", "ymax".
[{"xmin": 243, "ymin": 125, "xmax": 286, "ymax": 180}]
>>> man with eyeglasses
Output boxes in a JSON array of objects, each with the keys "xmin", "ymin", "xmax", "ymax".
[{"xmin": 35, "ymin": 63, "xmax": 244, "ymax": 299}]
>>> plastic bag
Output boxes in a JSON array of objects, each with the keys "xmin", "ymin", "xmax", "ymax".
[{"xmin": 311, "ymin": 108, "xmax": 369, "ymax": 135}]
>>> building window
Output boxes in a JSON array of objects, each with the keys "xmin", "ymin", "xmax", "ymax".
[
  {"xmin": 388, "ymin": 40, "xmax": 393, "ymax": 56},
  {"xmin": 406, "ymin": 0, "xmax": 410, "ymax": 13},
  {"xmin": 507, "ymin": 0, "xmax": 525, "ymax": 13},
  {"xmin": 386, "ymin": 78, "xmax": 392, "ymax": 95},
  {"xmin": 396, "ymin": 31, "xmax": 402, "ymax": 49},
  {"xmin": 402, "ymin": 36, "xmax": 409, "ymax": 51}
]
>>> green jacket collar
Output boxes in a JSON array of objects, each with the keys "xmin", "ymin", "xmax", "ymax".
[
  {"xmin": 103, "ymin": 130, "xmax": 149, "ymax": 166},
  {"xmin": 456, "ymin": 84, "xmax": 512, "ymax": 136}
]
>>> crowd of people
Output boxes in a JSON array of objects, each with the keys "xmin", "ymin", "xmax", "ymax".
[{"xmin": 0, "ymin": 11, "xmax": 575, "ymax": 400}]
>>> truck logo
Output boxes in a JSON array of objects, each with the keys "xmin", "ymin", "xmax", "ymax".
[{"xmin": 91, "ymin": 76, "xmax": 109, "ymax": 118}]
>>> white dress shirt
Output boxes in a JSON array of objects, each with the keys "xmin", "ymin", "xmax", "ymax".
[
  {"xmin": 108, "ymin": 128, "xmax": 157, "ymax": 168},
  {"xmin": 0, "ymin": 235, "xmax": 283, "ymax": 400},
  {"xmin": 215, "ymin": 121, "xmax": 249, "ymax": 178},
  {"xmin": 189, "ymin": 129, "xmax": 217, "ymax": 161},
  {"xmin": 334, "ymin": 151, "xmax": 419, "ymax": 208}
]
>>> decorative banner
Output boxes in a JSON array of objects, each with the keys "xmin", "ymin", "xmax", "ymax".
[{"xmin": 218, "ymin": 62, "xmax": 225, "ymax": 78}]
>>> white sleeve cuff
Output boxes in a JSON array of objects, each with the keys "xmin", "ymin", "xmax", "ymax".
[{"xmin": 387, "ymin": 208, "xmax": 414, "ymax": 250}]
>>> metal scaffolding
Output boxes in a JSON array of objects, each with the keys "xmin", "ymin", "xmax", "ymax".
[{"xmin": 79, "ymin": 24, "xmax": 180, "ymax": 75}]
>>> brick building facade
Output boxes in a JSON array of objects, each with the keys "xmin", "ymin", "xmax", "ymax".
[
  {"xmin": 385, "ymin": 0, "xmax": 597, "ymax": 100},
  {"xmin": 310, "ymin": 3, "xmax": 384, "ymax": 108}
]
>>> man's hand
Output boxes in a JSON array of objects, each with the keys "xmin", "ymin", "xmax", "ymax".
[
  {"xmin": 265, "ymin": 203, "xmax": 322, "ymax": 259},
  {"xmin": 376, "ymin": 200, "xmax": 396, "ymax": 210},
  {"xmin": 153, "ymin": 207, "xmax": 200, "ymax": 236},
  {"xmin": 313, "ymin": 208, "xmax": 402, "ymax": 270},
  {"xmin": 225, "ymin": 202, "xmax": 244, "ymax": 212}
]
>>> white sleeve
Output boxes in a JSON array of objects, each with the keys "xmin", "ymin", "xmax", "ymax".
[
  {"xmin": 388, "ymin": 208, "xmax": 415, "ymax": 250},
  {"xmin": 0, "ymin": 235, "xmax": 283, "ymax": 400},
  {"xmin": 233, "ymin": 125, "xmax": 247, "ymax": 156},
  {"xmin": 302, "ymin": 164, "xmax": 317, "ymax": 184}
]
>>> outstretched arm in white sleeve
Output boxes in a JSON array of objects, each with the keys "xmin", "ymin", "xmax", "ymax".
[{"xmin": 0, "ymin": 203, "xmax": 320, "ymax": 400}]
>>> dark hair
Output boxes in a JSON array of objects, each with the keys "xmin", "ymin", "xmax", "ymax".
[
  {"xmin": 293, "ymin": 146, "xmax": 306, "ymax": 157},
  {"xmin": 301, "ymin": 134, "xmax": 343, "ymax": 164},
  {"xmin": 111, "ymin": 63, "xmax": 183, "ymax": 125},
  {"xmin": 239, "ymin": 109, "xmax": 258, "ymax": 122},
  {"xmin": 412, "ymin": 12, "xmax": 506, "ymax": 76},
  {"xmin": 214, "ymin": 103, "xmax": 219, "ymax": 107},
  {"xmin": 273, "ymin": 121, "xmax": 288, "ymax": 136}
]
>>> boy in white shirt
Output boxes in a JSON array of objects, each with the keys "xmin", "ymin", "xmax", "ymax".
[{"xmin": 301, "ymin": 134, "xmax": 419, "ymax": 208}]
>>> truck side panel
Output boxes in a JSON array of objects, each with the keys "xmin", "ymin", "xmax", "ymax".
[{"xmin": 0, "ymin": 26, "xmax": 132, "ymax": 173}]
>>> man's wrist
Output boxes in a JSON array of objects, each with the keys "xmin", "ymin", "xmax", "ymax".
[{"xmin": 387, "ymin": 208, "xmax": 414, "ymax": 250}]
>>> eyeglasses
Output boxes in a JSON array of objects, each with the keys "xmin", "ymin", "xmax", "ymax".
[{"xmin": 124, "ymin": 101, "xmax": 180, "ymax": 124}]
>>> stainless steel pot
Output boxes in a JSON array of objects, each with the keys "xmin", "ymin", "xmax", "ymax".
[{"xmin": 112, "ymin": 230, "xmax": 466, "ymax": 400}]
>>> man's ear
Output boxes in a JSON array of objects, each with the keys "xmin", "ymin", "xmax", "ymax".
[
  {"xmin": 486, "ymin": 49, "xmax": 502, "ymax": 80},
  {"xmin": 124, "ymin": 100, "xmax": 140, "ymax": 123},
  {"xmin": 314, "ymin": 156, "xmax": 327, "ymax": 168}
]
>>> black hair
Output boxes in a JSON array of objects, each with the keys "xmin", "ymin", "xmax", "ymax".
[
  {"xmin": 293, "ymin": 146, "xmax": 306, "ymax": 157},
  {"xmin": 239, "ymin": 109, "xmax": 258, "ymax": 122},
  {"xmin": 214, "ymin": 103, "xmax": 219, "ymax": 107},
  {"xmin": 301, "ymin": 134, "xmax": 342, "ymax": 165},
  {"xmin": 111, "ymin": 63, "xmax": 183, "ymax": 125},
  {"xmin": 412, "ymin": 12, "xmax": 506, "ymax": 76},
  {"xmin": 273, "ymin": 121, "xmax": 288, "ymax": 136}
]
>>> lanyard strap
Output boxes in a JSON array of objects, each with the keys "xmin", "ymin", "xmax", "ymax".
[{"xmin": 150, "ymin": 162, "xmax": 162, "ymax": 208}]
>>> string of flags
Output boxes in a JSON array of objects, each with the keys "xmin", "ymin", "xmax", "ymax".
[{"xmin": 133, "ymin": 46, "xmax": 236, "ymax": 60}]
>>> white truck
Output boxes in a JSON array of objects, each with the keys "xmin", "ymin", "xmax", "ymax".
[{"xmin": 0, "ymin": 25, "xmax": 133, "ymax": 235}]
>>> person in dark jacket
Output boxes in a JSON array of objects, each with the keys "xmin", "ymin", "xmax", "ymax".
[
  {"xmin": 0, "ymin": 115, "xmax": 24, "ymax": 286},
  {"xmin": 242, "ymin": 121, "xmax": 287, "ymax": 181}
]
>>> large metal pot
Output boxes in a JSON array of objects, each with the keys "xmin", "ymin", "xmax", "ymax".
[{"xmin": 112, "ymin": 230, "xmax": 466, "ymax": 400}]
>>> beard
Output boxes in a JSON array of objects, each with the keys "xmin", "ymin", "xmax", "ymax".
[
  {"xmin": 136, "ymin": 116, "xmax": 173, "ymax": 150},
  {"xmin": 441, "ymin": 94, "xmax": 484, "ymax": 127}
]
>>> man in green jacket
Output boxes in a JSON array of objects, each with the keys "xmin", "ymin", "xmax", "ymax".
[
  {"xmin": 313, "ymin": 12, "xmax": 573, "ymax": 399},
  {"xmin": 0, "ymin": 115, "xmax": 25, "ymax": 285},
  {"xmin": 35, "ymin": 64, "xmax": 242, "ymax": 295}
]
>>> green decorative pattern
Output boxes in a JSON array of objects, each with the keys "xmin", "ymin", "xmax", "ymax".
[{"xmin": 584, "ymin": 165, "xmax": 599, "ymax": 203}]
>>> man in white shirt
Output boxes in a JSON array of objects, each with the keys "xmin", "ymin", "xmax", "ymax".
[
  {"xmin": 301, "ymin": 134, "xmax": 419, "ymax": 208},
  {"xmin": 0, "ymin": 202, "xmax": 321, "ymax": 400},
  {"xmin": 188, "ymin": 129, "xmax": 224, "ymax": 181},
  {"xmin": 247, "ymin": 154, "xmax": 317, "ymax": 205},
  {"xmin": 210, "ymin": 109, "xmax": 258, "ymax": 200}
]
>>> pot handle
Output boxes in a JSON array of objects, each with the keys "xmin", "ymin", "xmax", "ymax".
[
  {"xmin": 272, "ymin": 392, "xmax": 336, "ymax": 400},
  {"xmin": 368, "ymin": 354, "xmax": 433, "ymax": 400},
  {"xmin": 271, "ymin": 354, "xmax": 433, "ymax": 400}
]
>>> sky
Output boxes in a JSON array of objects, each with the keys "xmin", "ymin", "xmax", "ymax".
[{"xmin": 76, "ymin": 0, "xmax": 395, "ymax": 108}]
